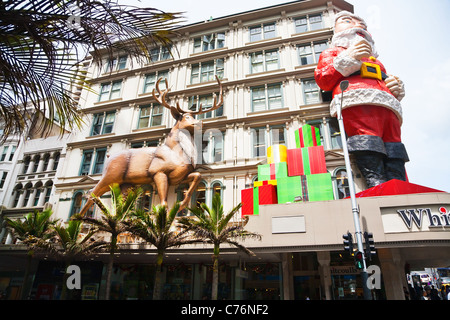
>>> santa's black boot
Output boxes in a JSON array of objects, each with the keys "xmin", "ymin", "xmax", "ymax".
[
  {"xmin": 384, "ymin": 142, "xmax": 409, "ymax": 182},
  {"xmin": 354, "ymin": 152, "xmax": 387, "ymax": 188}
]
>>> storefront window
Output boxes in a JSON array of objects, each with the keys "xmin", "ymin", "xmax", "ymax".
[{"xmin": 240, "ymin": 263, "xmax": 281, "ymax": 300}]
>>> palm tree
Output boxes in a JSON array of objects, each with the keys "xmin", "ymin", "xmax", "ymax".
[
  {"xmin": 0, "ymin": 0, "xmax": 183, "ymax": 142},
  {"xmin": 36, "ymin": 219, "xmax": 108, "ymax": 299},
  {"xmin": 179, "ymin": 193, "xmax": 261, "ymax": 300},
  {"xmin": 4, "ymin": 208, "xmax": 57, "ymax": 299},
  {"xmin": 72, "ymin": 184, "xmax": 141, "ymax": 300},
  {"xmin": 125, "ymin": 202, "xmax": 201, "ymax": 300}
]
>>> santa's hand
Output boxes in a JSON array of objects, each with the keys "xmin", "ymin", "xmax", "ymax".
[
  {"xmin": 346, "ymin": 39, "xmax": 372, "ymax": 61},
  {"xmin": 385, "ymin": 75, "xmax": 405, "ymax": 101}
]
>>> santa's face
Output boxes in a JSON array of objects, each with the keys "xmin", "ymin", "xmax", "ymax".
[{"xmin": 335, "ymin": 15, "xmax": 367, "ymax": 33}]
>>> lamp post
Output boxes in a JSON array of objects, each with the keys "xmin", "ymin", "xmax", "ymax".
[{"xmin": 336, "ymin": 80, "xmax": 372, "ymax": 300}]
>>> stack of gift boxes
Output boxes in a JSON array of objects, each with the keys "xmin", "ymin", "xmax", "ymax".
[{"xmin": 241, "ymin": 124, "xmax": 334, "ymax": 216}]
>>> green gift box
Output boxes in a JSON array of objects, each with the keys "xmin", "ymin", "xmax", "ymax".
[
  {"xmin": 295, "ymin": 124, "xmax": 321, "ymax": 148},
  {"xmin": 276, "ymin": 176, "xmax": 303, "ymax": 204},
  {"xmin": 305, "ymin": 173, "xmax": 334, "ymax": 202},
  {"xmin": 258, "ymin": 162, "xmax": 288, "ymax": 181}
]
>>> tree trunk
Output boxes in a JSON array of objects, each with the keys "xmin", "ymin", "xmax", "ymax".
[
  {"xmin": 105, "ymin": 238, "xmax": 117, "ymax": 300},
  {"xmin": 211, "ymin": 244, "xmax": 219, "ymax": 300},
  {"xmin": 153, "ymin": 251, "xmax": 164, "ymax": 300}
]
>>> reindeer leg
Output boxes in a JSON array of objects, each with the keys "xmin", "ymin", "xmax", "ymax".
[
  {"xmin": 179, "ymin": 172, "xmax": 202, "ymax": 212},
  {"xmin": 153, "ymin": 172, "xmax": 169, "ymax": 207},
  {"xmin": 78, "ymin": 182, "xmax": 111, "ymax": 217}
]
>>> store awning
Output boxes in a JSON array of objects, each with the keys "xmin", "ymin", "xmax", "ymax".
[{"xmin": 352, "ymin": 179, "xmax": 446, "ymax": 198}]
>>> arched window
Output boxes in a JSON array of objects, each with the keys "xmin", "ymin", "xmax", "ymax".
[
  {"xmin": 33, "ymin": 181, "xmax": 43, "ymax": 206},
  {"xmin": 176, "ymin": 183, "xmax": 190, "ymax": 217},
  {"xmin": 192, "ymin": 181, "xmax": 207, "ymax": 208},
  {"xmin": 13, "ymin": 184, "xmax": 23, "ymax": 207},
  {"xmin": 52, "ymin": 152, "xmax": 60, "ymax": 171},
  {"xmin": 32, "ymin": 155, "xmax": 40, "ymax": 173},
  {"xmin": 138, "ymin": 185, "xmax": 153, "ymax": 211},
  {"xmin": 210, "ymin": 180, "xmax": 224, "ymax": 205},
  {"xmin": 334, "ymin": 168, "xmax": 350, "ymax": 199},
  {"xmin": 22, "ymin": 156, "xmax": 30, "ymax": 174},
  {"xmin": 70, "ymin": 190, "xmax": 94, "ymax": 219},
  {"xmin": 23, "ymin": 182, "xmax": 33, "ymax": 207},
  {"xmin": 42, "ymin": 153, "xmax": 50, "ymax": 172},
  {"xmin": 43, "ymin": 181, "xmax": 53, "ymax": 205}
]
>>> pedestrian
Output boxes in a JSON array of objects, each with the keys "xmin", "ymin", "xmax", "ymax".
[{"xmin": 430, "ymin": 285, "xmax": 441, "ymax": 300}]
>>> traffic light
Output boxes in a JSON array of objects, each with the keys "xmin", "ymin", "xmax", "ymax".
[
  {"xmin": 354, "ymin": 251, "xmax": 364, "ymax": 269},
  {"xmin": 342, "ymin": 232, "xmax": 354, "ymax": 255},
  {"xmin": 364, "ymin": 232, "xmax": 376, "ymax": 261}
]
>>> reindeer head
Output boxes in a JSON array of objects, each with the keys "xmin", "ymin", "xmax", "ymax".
[{"xmin": 152, "ymin": 76, "xmax": 223, "ymax": 134}]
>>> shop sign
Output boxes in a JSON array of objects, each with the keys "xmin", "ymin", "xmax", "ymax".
[
  {"xmin": 330, "ymin": 265, "xmax": 359, "ymax": 275},
  {"xmin": 382, "ymin": 205, "xmax": 450, "ymax": 233}
]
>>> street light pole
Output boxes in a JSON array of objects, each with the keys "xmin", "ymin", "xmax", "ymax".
[{"xmin": 336, "ymin": 80, "xmax": 372, "ymax": 300}]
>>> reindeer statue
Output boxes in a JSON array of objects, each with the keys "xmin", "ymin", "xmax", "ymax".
[{"xmin": 78, "ymin": 76, "xmax": 223, "ymax": 216}]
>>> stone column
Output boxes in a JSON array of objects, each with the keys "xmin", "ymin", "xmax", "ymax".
[
  {"xmin": 317, "ymin": 251, "xmax": 332, "ymax": 300},
  {"xmin": 378, "ymin": 248, "xmax": 406, "ymax": 300},
  {"xmin": 281, "ymin": 252, "xmax": 294, "ymax": 300}
]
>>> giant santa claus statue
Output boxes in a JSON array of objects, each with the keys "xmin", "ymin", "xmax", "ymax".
[{"xmin": 315, "ymin": 11, "xmax": 408, "ymax": 188}]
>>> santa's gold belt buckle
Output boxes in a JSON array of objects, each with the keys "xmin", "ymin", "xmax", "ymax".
[{"xmin": 360, "ymin": 61, "xmax": 382, "ymax": 81}]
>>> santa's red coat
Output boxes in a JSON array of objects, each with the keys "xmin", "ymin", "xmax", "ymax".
[{"xmin": 314, "ymin": 46, "xmax": 403, "ymax": 125}]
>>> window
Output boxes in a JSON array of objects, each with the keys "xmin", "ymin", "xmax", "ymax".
[
  {"xmin": 251, "ymin": 83, "xmax": 283, "ymax": 112},
  {"xmin": 80, "ymin": 149, "xmax": 106, "ymax": 175},
  {"xmin": 193, "ymin": 33, "xmax": 225, "ymax": 53},
  {"xmin": 334, "ymin": 168, "xmax": 350, "ymax": 199},
  {"xmin": 42, "ymin": 154, "xmax": 50, "ymax": 171},
  {"xmin": 138, "ymin": 104, "xmax": 164, "ymax": 128},
  {"xmin": 91, "ymin": 112, "xmax": 115, "ymax": 136},
  {"xmin": 250, "ymin": 49, "xmax": 279, "ymax": 73},
  {"xmin": 92, "ymin": 149, "xmax": 107, "ymax": 174},
  {"xmin": 191, "ymin": 59, "xmax": 224, "ymax": 84},
  {"xmin": 52, "ymin": 152, "xmax": 60, "ymax": 171},
  {"xmin": 143, "ymin": 70, "xmax": 169, "ymax": 93},
  {"xmin": 8, "ymin": 145, "xmax": 16, "ymax": 161},
  {"xmin": 33, "ymin": 182, "xmax": 43, "ymax": 206},
  {"xmin": 44, "ymin": 182, "xmax": 53, "ymax": 204},
  {"xmin": 138, "ymin": 185, "xmax": 153, "ymax": 211},
  {"xmin": 150, "ymin": 46, "xmax": 171, "ymax": 62},
  {"xmin": 210, "ymin": 181, "xmax": 224, "ymax": 206},
  {"xmin": 328, "ymin": 118, "xmax": 343, "ymax": 150},
  {"xmin": 1, "ymin": 146, "xmax": 8, "ymax": 161},
  {"xmin": 99, "ymin": 80, "xmax": 122, "ymax": 102},
  {"xmin": 22, "ymin": 156, "xmax": 30, "ymax": 174},
  {"xmin": 0, "ymin": 172, "xmax": 7, "ymax": 188},
  {"xmin": 104, "ymin": 55, "xmax": 127, "ymax": 73},
  {"xmin": 192, "ymin": 181, "xmax": 207, "ymax": 208},
  {"xmin": 70, "ymin": 191, "xmax": 94, "ymax": 218},
  {"xmin": 249, "ymin": 23, "xmax": 276, "ymax": 42},
  {"xmin": 298, "ymin": 41, "xmax": 328, "ymax": 66},
  {"xmin": 302, "ymin": 79, "xmax": 320, "ymax": 104},
  {"xmin": 188, "ymin": 93, "xmax": 224, "ymax": 119},
  {"xmin": 131, "ymin": 140, "xmax": 159, "ymax": 149},
  {"xmin": 80, "ymin": 150, "xmax": 93, "ymax": 175},
  {"xmin": 13, "ymin": 185, "xmax": 22, "ymax": 207},
  {"xmin": 32, "ymin": 155, "xmax": 40, "ymax": 173},
  {"xmin": 202, "ymin": 130, "xmax": 224, "ymax": 164},
  {"xmin": 294, "ymin": 14, "xmax": 323, "ymax": 33},
  {"xmin": 251, "ymin": 125, "xmax": 286, "ymax": 158}
]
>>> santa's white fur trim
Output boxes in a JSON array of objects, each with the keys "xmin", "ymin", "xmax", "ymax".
[
  {"xmin": 334, "ymin": 50, "xmax": 362, "ymax": 77},
  {"xmin": 330, "ymin": 89, "xmax": 403, "ymax": 123}
]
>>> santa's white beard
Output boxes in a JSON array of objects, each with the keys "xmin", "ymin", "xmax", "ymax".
[{"xmin": 331, "ymin": 28, "xmax": 378, "ymax": 58}]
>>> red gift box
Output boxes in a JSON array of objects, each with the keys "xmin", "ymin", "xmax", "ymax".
[
  {"xmin": 287, "ymin": 148, "xmax": 304, "ymax": 176},
  {"xmin": 241, "ymin": 188, "xmax": 254, "ymax": 216},
  {"xmin": 258, "ymin": 184, "xmax": 277, "ymax": 205},
  {"xmin": 308, "ymin": 146, "xmax": 327, "ymax": 174}
]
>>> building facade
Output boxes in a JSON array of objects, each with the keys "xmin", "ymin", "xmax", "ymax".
[{"xmin": 1, "ymin": 0, "xmax": 449, "ymax": 300}]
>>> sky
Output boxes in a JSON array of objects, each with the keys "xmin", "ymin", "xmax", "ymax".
[{"xmin": 126, "ymin": 0, "xmax": 450, "ymax": 192}]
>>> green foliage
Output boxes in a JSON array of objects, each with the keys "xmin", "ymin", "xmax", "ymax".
[{"xmin": 0, "ymin": 0, "xmax": 183, "ymax": 141}]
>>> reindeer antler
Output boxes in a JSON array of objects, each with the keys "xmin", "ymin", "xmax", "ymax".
[
  {"xmin": 176, "ymin": 76, "xmax": 223, "ymax": 115},
  {"xmin": 152, "ymin": 78, "xmax": 182, "ymax": 120}
]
